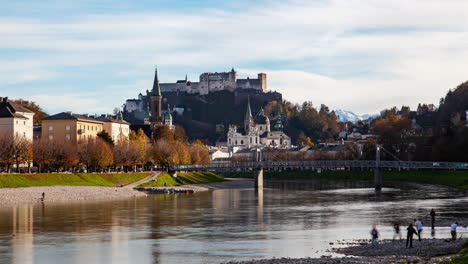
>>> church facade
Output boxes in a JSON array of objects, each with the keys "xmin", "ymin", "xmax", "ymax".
[{"xmin": 227, "ymin": 98, "xmax": 291, "ymax": 149}]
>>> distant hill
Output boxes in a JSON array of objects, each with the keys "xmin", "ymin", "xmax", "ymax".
[{"xmin": 335, "ymin": 109, "xmax": 378, "ymax": 123}]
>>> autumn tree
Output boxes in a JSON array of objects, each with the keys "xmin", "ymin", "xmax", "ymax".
[
  {"xmin": 0, "ymin": 134, "xmax": 32, "ymax": 172},
  {"xmin": 11, "ymin": 99, "xmax": 48, "ymax": 124},
  {"xmin": 188, "ymin": 140, "xmax": 210, "ymax": 164},
  {"xmin": 152, "ymin": 139, "xmax": 179, "ymax": 167},
  {"xmin": 371, "ymin": 115, "xmax": 411, "ymax": 159},
  {"xmin": 78, "ymin": 138, "xmax": 113, "ymax": 171}
]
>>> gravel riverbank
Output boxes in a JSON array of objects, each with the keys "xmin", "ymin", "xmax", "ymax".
[
  {"xmin": 223, "ymin": 239, "xmax": 466, "ymax": 264},
  {"xmin": 0, "ymin": 186, "xmax": 147, "ymax": 205}
]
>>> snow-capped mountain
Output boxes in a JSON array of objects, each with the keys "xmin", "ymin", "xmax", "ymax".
[{"xmin": 335, "ymin": 109, "xmax": 379, "ymax": 123}]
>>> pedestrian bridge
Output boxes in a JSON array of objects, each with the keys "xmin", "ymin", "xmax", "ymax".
[{"xmin": 171, "ymin": 160, "xmax": 468, "ymax": 172}]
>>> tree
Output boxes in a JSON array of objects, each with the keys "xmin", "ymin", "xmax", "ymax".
[
  {"xmin": 152, "ymin": 139, "xmax": 179, "ymax": 167},
  {"xmin": 189, "ymin": 140, "xmax": 210, "ymax": 164},
  {"xmin": 12, "ymin": 99, "xmax": 48, "ymax": 124},
  {"xmin": 174, "ymin": 126, "xmax": 188, "ymax": 143},
  {"xmin": 0, "ymin": 134, "xmax": 32, "ymax": 172},
  {"xmin": 78, "ymin": 138, "xmax": 113, "ymax": 171},
  {"xmin": 97, "ymin": 130, "xmax": 114, "ymax": 145},
  {"xmin": 152, "ymin": 125, "xmax": 174, "ymax": 142}
]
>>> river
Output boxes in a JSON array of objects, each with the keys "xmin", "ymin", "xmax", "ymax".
[{"xmin": 0, "ymin": 180, "xmax": 467, "ymax": 264}]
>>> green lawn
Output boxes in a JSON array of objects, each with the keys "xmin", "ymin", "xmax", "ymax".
[
  {"xmin": 137, "ymin": 173, "xmax": 180, "ymax": 187},
  {"xmin": 220, "ymin": 170, "xmax": 468, "ymax": 190},
  {"xmin": 137, "ymin": 172, "xmax": 226, "ymax": 188},
  {"xmin": 0, "ymin": 173, "xmax": 149, "ymax": 188},
  {"xmin": 444, "ymin": 240, "xmax": 468, "ymax": 264}
]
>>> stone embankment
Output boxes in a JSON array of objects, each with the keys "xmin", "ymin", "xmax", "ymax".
[
  {"xmin": 0, "ymin": 186, "xmax": 146, "ymax": 205},
  {"xmin": 137, "ymin": 178, "xmax": 254, "ymax": 194},
  {"xmin": 224, "ymin": 239, "xmax": 466, "ymax": 264}
]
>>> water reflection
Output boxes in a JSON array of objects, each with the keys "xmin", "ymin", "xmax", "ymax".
[
  {"xmin": 11, "ymin": 205, "xmax": 34, "ymax": 264},
  {"xmin": 0, "ymin": 180, "xmax": 466, "ymax": 264}
]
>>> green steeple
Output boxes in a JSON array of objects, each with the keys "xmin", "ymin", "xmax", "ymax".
[
  {"xmin": 245, "ymin": 96, "xmax": 253, "ymax": 122},
  {"xmin": 152, "ymin": 67, "xmax": 161, "ymax": 97},
  {"xmin": 164, "ymin": 104, "xmax": 173, "ymax": 120},
  {"xmin": 274, "ymin": 113, "xmax": 284, "ymax": 131}
]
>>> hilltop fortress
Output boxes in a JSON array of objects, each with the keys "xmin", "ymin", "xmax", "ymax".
[
  {"xmin": 123, "ymin": 68, "xmax": 281, "ymax": 141},
  {"xmin": 159, "ymin": 68, "xmax": 267, "ymax": 95}
]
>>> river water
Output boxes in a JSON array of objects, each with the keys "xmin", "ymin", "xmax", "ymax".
[{"xmin": 0, "ymin": 180, "xmax": 467, "ymax": 264}]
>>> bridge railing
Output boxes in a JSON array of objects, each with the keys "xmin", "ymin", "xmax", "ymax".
[{"xmin": 172, "ymin": 160, "xmax": 468, "ymax": 171}]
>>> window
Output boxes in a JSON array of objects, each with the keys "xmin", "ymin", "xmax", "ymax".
[
  {"xmin": 16, "ymin": 121, "xmax": 18, "ymax": 125},
  {"xmin": 66, "ymin": 134, "xmax": 71, "ymax": 140},
  {"xmin": 241, "ymin": 140, "xmax": 244, "ymax": 145},
  {"xmin": 48, "ymin": 125, "xmax": 54, "ymax": 131},
  {"xmin": 66, "ymin": 124, "xmax": 71, "ymax": 131},
  {"xmin": 23, "ymin": 132, "xmax": 26, "ymax": 137},
  {"xmin": 256, "ymin": 137, "xmax": 258, "ymax": 144},
  {"xmin": 250, "ymin": 137, "xmax": 252, "ymax": 143},
  {"xmin": 24, "ymin": 121, "xmax": 26, "ymax": 125},
  {"xmin": 49, "ymin": 134, "xmax": 53, "ymax": 140}
]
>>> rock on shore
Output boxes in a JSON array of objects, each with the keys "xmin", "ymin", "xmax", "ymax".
[
  {"xmin": 0, "ymin": 186, "xmax": 147, "ymax": 205},
  {"xmin": 223, "ymin": 239, "xmax": 466, "ymax": 264}
]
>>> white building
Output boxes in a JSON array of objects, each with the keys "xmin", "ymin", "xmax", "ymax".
[
  {"xmin": 95, "ymin": 112, "xmax": 130, "ymax": 142},
  {"xmin": 0, "ymin": 97, "xmax": 34, "ymax": 141},
  {"xmin": 227, "ymin": 98, "xmax": 290, "ymax": 149}
]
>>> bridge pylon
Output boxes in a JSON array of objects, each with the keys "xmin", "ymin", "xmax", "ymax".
[{"xmin": 375, "ymin": 145, "xmax": 382, "ymax": 191}]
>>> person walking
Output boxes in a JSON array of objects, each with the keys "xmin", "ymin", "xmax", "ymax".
[
  {"xmin": 430, "ymin": 209, "xmax": 436, "ymax": 229},
  {"xmin": 393, "ymin": 223, "xmax": 402, "ymax": 240},
  {"xmin": 371, "ymin": 225, "xmax": 379, "ymax": 248},
  {"xmin": 450, "ymin": 222, "xmax": 458, "ymax": 240},
  {"xmin": 414, "ymin": 219, "xmax": 423, "ymax": 241},
  {"xmin": 406, "ymin": 223, "xmax": 418, "ymax": 248}
]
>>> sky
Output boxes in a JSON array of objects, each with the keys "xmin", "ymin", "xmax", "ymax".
[{"xmin": 1, "ymin": 0, "xmax": 468, "ymax": 115}]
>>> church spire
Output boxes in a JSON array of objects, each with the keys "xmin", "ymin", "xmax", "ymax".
[{"xmin": 152, "ymin": 67, "xmax": 161, "ymax": 97}]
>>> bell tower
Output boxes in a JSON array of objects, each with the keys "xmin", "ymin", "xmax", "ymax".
[{"xmin": 150, "ymin": 67, "xmax": 163, "ymax": 124}]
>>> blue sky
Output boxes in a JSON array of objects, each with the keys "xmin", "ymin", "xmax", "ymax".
[{"xmin": 1, "ymin": 0, "xmax": 468, "ymax": 115}]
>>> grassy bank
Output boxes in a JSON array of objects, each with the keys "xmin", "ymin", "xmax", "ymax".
[
  {"xmin": 137, "ymin": 172, "xmax": 226, "ymax": 188},
  {"xmin": 220, "ymin": 170, "xmax": 468, "ymax": 190},
  {"xmin": 0, "ymin": 173, "xmax": 149, "ymax": 188},
  {"xmin": 445, "ymin": 240, "xmax": 468, "ymax": 264}
]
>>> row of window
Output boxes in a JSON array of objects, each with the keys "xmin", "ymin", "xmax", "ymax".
[
  {"xmin": 15, "ymin": 120, "xmax": 27, "ymax": 125},
  {"xmin": 48, "ymin": 124, "xmax": 102, "ymax": 132},
  {"xmin": 48, "ymin": 134, "xmax": 71, "ymax": 140},
  {"xmin": 48, "ymin": 125, "xmax": 71, "ymax": 131}
]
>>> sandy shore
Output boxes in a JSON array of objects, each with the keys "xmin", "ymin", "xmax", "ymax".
[
  {"xmin": 224, "ymin": 239, "xmax": 466, "ymax": 264},
  {"xmin": 0, "ymin": 186, "xmax": 147, "ymax": 205},
  {"xmin": 139, "ymin": 178, "xmax": 254, "ymax": 193}
]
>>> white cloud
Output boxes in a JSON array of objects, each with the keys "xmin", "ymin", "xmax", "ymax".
[
  {"xmin": 2, "ymin": 0, "xmax": 468, "ymax": 114},
  {"xmin": 29, "ymin": 94, "xmax": 109, "ymax": 114}
]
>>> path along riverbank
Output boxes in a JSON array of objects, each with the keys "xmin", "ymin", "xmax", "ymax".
[{"xmin": 224, "ymin": 239, "xmax": 467, "ymax": 264}]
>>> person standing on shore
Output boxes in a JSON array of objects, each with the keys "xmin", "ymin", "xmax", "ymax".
[
  {"xmin": 41, "ymin": 192, "xmax": 45, "ymax": 202},
  {"xmin": 430, "ymin": 209, "xmax": 436, "ymax": 229},
  {"xmin": 371, "ymin": 225, "xmax": 379, "ymax": 248},
  {"xmin": 450, "ymin": 222, "xmax": 458, "ymax": 240},
  {"xmin": 414, "ymin": 219, "xmax": 423, "ymax": 241},
  {"xmin": 393, "ymin": 223, "xmax": 402, "ymax": 240},
  {"xmin": 406, "ymin": 223, "xmax": 418, "ymax": 248}
]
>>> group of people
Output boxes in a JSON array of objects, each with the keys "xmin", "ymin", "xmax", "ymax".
[{"xmin": 370, "ymin": 209, "xmax": 462, "ymax": 248}]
